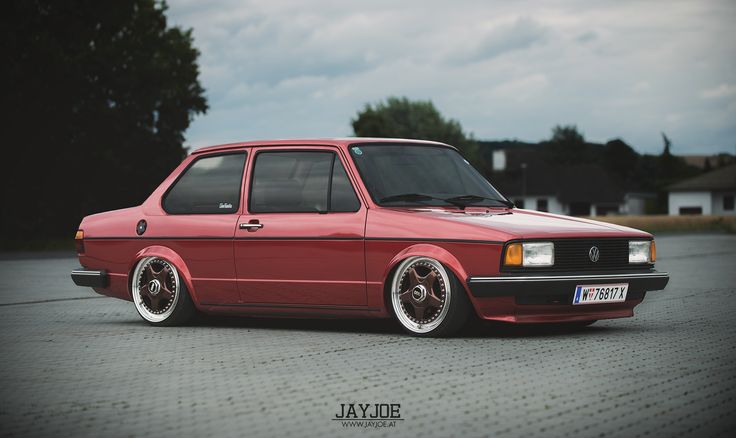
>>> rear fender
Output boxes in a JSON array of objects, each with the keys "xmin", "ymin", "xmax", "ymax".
[{"xmin": 129, "ymin": 246, "xmax": 201, "ymax": 307}]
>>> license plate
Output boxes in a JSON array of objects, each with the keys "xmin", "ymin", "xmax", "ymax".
[{"xmin": 573, "ymin": 283, "xmax": 628, "ymax": 305}]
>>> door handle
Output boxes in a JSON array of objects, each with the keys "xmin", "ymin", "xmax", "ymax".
[{"xmin": 239, "ymin": 223, "xmax": 263, "ymax": 230}]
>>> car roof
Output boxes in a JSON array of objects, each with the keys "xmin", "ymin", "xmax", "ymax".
[{"xmin": 190, "ymin": 137, "xmax": 455, "ymax": 155}]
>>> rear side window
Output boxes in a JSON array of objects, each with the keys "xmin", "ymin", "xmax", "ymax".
[
  {"xmin": 163, "ymin": 152, "xmax": 247, "ymax": 214},
  {"xmin": 250, "ymin": 151, "xmax": 360, "ymax": 213}
]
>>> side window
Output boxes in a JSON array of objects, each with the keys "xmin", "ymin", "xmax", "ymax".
[
  {"xmin": 162, "ymin": 152, "xmax": 246, "ymax": 214},
  {"xmin": 250, "ymin": 151, "xmax": 361, "ymax": 213},
  {"xmin": 251, "ymin": 151, "xmax": 332, "ymax": 212},
  {"xmin": 330, "ymin": 157, "xmax": 360, "ymax": 212}
]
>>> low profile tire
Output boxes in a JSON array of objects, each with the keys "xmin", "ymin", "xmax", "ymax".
[
  {"xmin": 131, "ymin": 257, "xmax": 196, "ymax": 326},
  {"xmin": 390, "ymin": 256, "xmax": 471, "ymax": 337}
]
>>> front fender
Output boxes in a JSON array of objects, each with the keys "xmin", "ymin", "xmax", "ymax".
[
  {"xmin": 130, "ymin": 246, "xmax": 201, "ymax": 306},
  {"xmin": 384, "ymin": 243, "xmax": 470, "ymax": 292},
  {"xmin": 382, "ymin": 244, "xmax": 492, "ymax": 319}
]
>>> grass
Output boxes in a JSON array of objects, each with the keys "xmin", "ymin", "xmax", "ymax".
[{"xmin": 587, "ymin": 215, "xmax": 736, "ymax": 234}]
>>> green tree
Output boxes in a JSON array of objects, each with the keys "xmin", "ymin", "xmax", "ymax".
[
  {"xmin": 351, "ymin": 97, "xmax": 482, "ymax": 167},
  {"xmin": 550, "ymin": 125, "xmax": 585, "ymax": 145},
  {"xmin": 1, "ymin": 0, "xmax": 207, "ymax": 247},
  {"xmin": 603, "ymin": 139, "xmax": 638, "ymax": 179},
  {"xmin": 661, "ymin": 132, "xmax": 672, "ymax": 156},
  {"xmin": 544, "ymin": 124, "xmax": 589, "ymax": 164},
  {"xmin": 657, "ymin": 133, "xmax": 699, "ymax": 187}
]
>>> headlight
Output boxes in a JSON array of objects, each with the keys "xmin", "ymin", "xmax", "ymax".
[
  {"xmin": 629, "ymin": 240, "xmax": 652, "ymax": 264},
  {"xmin": 504, "ymin": 242, "xmax": 555, "ymax": 267}
]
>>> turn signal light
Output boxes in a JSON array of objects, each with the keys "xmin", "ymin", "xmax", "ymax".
[
  {"xmin": 504, "ymin": 243, "xmax": 523, "ymax": 266},
  {"xmin": 651, "ymin": 241, "xmax": 657, "ymax": 263},
  {"xmin": 75, "ymin": 230, "xmax": 85, "ymax": 254}
]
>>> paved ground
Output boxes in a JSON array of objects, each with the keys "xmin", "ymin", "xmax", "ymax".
[{"xmin": 1, "ymin": 234, "xmax": 735, "ymax": 438}]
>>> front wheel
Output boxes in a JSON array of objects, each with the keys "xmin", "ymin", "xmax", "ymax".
[
  {"xmin": 131, "ymin": 257, "xmax": 196, "ymax": 326},
  {"xmin": 390, "ymin": 257, "xmax": 471, "ymax": 337}
]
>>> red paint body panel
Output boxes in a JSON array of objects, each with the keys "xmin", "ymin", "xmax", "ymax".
[{"xmin": 75, "ymin": 138, "xmax": 656, "ymax": 323}]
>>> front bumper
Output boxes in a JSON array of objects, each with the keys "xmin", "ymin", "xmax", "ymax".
[
  {"xmin": 467, "ymin": 271, "xmax": 669, "ymax": 298},
  {"xmin": 466, "ymin": 271, "xmax": 669, "ymax": 323},
  {"xmin": 71, "ymin": 269, "xmax": 109, "ymax": 288}
]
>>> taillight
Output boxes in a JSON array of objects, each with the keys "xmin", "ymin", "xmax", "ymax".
[{"xmin": 75, "ymin": 230, "xmax": 85, "ymax": 254}]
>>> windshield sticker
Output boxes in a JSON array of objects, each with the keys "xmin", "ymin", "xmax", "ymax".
[{"xmin": 352, "ymin": 147, "xmax": 363, "ymax": 156}]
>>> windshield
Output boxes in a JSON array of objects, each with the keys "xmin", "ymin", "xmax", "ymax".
[{"xmin": 349, "ymin": 143, "xmax": 510, "ymax": 208}]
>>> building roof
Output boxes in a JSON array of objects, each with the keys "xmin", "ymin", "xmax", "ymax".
[
  {"xmin": 486, "ymin": 146, "xmax": 627, "ymax": 204},
  {"xmin": 489, "ymin": 162, "xmax": 626, "ymax": 203},
  {"xmin": 667, "ymin": 164, "xmax": 736, "ymax": 192}
]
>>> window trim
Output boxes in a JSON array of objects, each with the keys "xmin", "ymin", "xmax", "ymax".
[
  {"xmin": 161, "ymin": 151, "xmax": 248, "ymax": 215},
  {"xmin": 247, "ymin": 149, "xmax": 362, "ymax": 214}
]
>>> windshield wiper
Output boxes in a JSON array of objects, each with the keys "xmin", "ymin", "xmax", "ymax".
[
  {"xmin": 379, "ymin": 193, "xmax": 442, "ymax": 204},
  {"xmin": 443, "ymin": 195, "xmax": 515, "ymax": 209},
  {"xmin": 379, "ymin": 193, "xmax": 513, "ymax": 209}
]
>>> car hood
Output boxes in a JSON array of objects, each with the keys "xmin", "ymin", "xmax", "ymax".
[{"xmin": 378, "ymin": 207, "xmax": 650, "ymax": 241}]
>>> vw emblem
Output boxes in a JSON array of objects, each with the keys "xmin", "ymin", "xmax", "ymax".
[{"xmin": 588, "ymin": 246, "xmax": 600, "ymax": 262}]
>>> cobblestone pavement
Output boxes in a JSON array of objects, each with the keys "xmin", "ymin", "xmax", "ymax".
[{"xmin": 1, "ymin": 234, "xmax": 735, "ymax": 437}]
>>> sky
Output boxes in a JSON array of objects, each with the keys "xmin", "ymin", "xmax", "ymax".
[{"xmin": 167, "ymin": 0, "xmax": 736, "ymax": 155}]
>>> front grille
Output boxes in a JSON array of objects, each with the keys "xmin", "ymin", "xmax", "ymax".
[{"xmin": 503, "ymin": 238, "xmax": 652, "ymax": 273}]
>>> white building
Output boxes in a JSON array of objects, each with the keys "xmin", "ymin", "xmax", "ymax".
[{"xmin": 667, "ymin": 165, "xmax": 736, "ymax": 215}]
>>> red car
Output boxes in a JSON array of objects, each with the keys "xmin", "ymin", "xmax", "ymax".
[{"xmin": 71, "ymin": 138, "xmax": 669, "ymax": 336}]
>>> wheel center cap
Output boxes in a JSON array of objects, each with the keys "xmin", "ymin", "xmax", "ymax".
[
  {"xmin": 148, "ymin": 279, "xmax": 161, "ymax": 295},
  {"xmin": 411, "ymin": 285, "xmax": 427, "ymax": 302}
]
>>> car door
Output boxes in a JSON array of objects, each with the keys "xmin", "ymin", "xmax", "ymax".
[
  {"xmin": 234, "ymin": 146, "xmax": 367, "ymax": 306},
  {"xmin": 145, "ymin": 150, "xmax": 249, "ymax": 305}
]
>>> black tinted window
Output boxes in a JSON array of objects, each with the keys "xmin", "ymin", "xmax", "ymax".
[
  {"xmin": 350, "ymin": 144, "xmax": 507, "ymax": 207},
  {"xmin": 163, "ymin": 153, "xmax": 246, "ymax": 214},
  {"xmin": 250, "ymin": 151, "xmax": 361, "ymax": 213},
  {"xmin": 251, "ymin": 152, "xmax": 331, "ymax": 212},
  {"xmin": 330, "ymin": 158, "xmax": 360, "ymax": 212}
]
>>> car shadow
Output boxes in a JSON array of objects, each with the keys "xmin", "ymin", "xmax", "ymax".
[
  {"xmin": 460, "ymin": 320, "xmax": 619, "ymax": 338},
  {"xmin": 192, "ymin": 315, "xmax": 400, "ymax": 334},
  {"xmin": 176, "ymin": 315, "xmax": 621, "ymax": 338}
]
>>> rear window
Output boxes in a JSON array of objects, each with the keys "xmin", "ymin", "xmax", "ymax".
[{"xmin": 162, "ymin": 152, "xmax": 247, "ymax": 214}]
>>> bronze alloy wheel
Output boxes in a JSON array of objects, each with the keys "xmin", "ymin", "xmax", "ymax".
[
  {"xmin": 391, "ymin": 257, "xmax": 453, "ymax": 334},
  {"xmin": 132, "ymin": 257, "xmax": 180, "ymax": 323}
]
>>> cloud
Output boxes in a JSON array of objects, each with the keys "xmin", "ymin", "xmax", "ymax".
[
  {"xmin": 576, "ymin": 31, "xmax": 597, "ymax": 44},
  {"xmin": 445, "ymin": 17, "xmax": 549, "ymax": 64},
  {"xmin": 167, "ymin": 0, "xmax": 736, "ymax": 155},
  {"xmin": 700, "ymin": 84, "xmax": 736, "ymax": 100}
]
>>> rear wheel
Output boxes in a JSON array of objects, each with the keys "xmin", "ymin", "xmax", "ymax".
[
  {"xmin": 390, "ymin": 257, "xmax": 471, "ymax": 337},
  {"xmin": 131, "ymin": 257, "xmax": 196, "ymax": 326}
]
